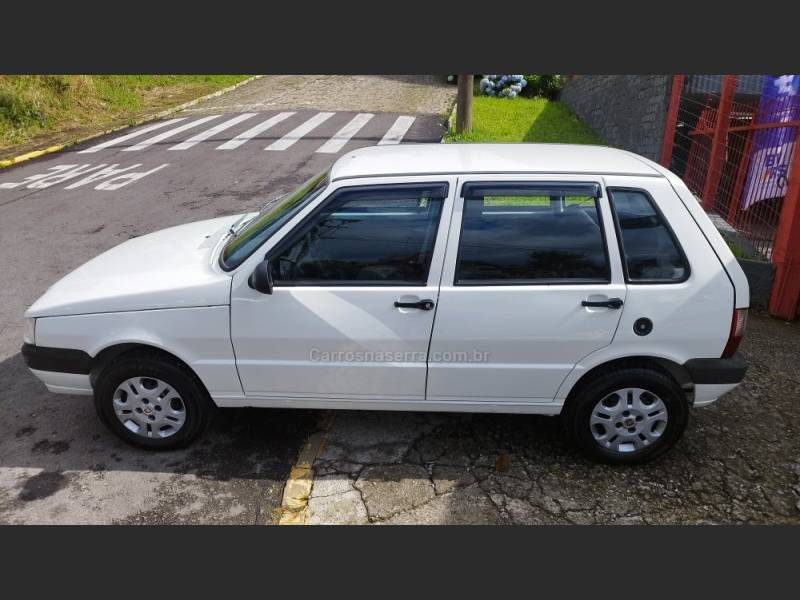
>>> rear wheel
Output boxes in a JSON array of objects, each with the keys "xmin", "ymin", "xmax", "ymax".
[
  {"xmin": 562, "ymin": 367, "xmax": 688, "ymax": 464},
  {"xmin": 94, "ymin": 356, "xmax": 212, "ymax": 450}
]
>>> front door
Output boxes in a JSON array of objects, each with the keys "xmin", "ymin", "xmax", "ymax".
[
  {"xmin": 426, "ymin": 178, "xmax": 627, "ymax": 404},
  {"xmin": 230, "ymin": 179, "xmax": 454, "ymax": 403}
]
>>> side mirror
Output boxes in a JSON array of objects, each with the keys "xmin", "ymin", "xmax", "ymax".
[{"xmin": 248, "ymin": 259, "xmax": 273, "ymax": 294}]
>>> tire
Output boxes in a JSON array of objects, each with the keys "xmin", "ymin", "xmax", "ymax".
[
  {"xmin": 94, "ymin": 355, "xmax": 212, "ymax": 450},
  {"xmin": 562, "ymin": 366, "xmax": 689, "ymax": 465}
]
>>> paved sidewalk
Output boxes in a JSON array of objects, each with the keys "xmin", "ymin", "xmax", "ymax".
[
  {"xmin": 307, "ymin": 312, "xmax": 800, "ymax": 525},
  {"xmin": 182, "ymin": 75, "xmax": 457, "ymax": 116}
]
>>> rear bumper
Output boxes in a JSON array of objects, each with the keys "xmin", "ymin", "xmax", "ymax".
[{"xmin": 683, "ymin": 352, "xmax": 747, "ymax": 385}]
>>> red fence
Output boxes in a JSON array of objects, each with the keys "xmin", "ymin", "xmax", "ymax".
[{"xmin": 660, "ymin": 74, "xmax": 800, "ymax": 319}]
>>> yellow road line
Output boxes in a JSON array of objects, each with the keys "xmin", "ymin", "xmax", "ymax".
[
  {"xmin": 0, "ymin": 145, "xmax": 64, "ymax": 169},
  {"xmin": 277, "ymin": 411, "xmax": 335, "ymax": 525}
]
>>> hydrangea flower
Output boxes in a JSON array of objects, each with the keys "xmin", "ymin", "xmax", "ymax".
[{"xmin": 479, "ymin": 74, "xmax": 527, "ymax": 98}]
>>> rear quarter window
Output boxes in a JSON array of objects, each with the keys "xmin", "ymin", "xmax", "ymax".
[{"xmin": 608, "ymin": 188, "xmax": 689, "ymax": 283}]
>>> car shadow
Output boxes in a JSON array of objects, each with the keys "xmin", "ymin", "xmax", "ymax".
[{"xmin": 0, "ymin": 352, "xmax": 318, "ymax": 484}]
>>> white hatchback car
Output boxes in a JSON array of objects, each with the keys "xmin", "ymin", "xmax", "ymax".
[{"xmin": 22, "ymin": 144, "xmax": 749, "ymax": 463}]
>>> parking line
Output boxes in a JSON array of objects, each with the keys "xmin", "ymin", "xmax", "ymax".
[
  {"xmin": 316, "ymin": 113, "xmax": 375, "ymax": 154},
  {"xmin": 216, "ymin": 112, "xmax": 296, "ymax": 150},
  {"xmin": 278, "ymin": 411, "xmax": 335, "ymax": 525},
  {"xmin": 123, "ymin": 115, "xmax": 220, "ymax": 152},
  {"xmin": 265, "ymin": 112, "xmax": 335, "ymax": 151},
  {"xmin": 378, "ymin": 115, "xmax": 416, "ymax": 145},
  {"xmin": 78, "ymin": 118, "xmax": 187, "ymax": 153},
  {"xmin": 168, "ymin": 113, "xmax": 257, "ymax": 150}
]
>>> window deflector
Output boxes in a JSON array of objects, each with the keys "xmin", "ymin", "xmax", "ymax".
[{"xmin": 266, "ymin": 182, "xmax": 449, "ymax": 287}]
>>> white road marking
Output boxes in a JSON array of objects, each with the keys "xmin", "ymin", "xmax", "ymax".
[
  {"xmin": 377, "ymin": 115, "xmax": 416, "ymax": 145},
  {"xmin": 78, "ymin": 118, "xmax": 187, "ymax": 153},
  {"xmin": 216, "ymin": 111, "xmax": 296, "ymax": 150},
  {"xmin": 1, "ymin": 165, "xmax": 81, "ymax": 189},
  {"xmin": 94, "ymin": 163, "xmax": 170, "ymax": 190},
  {"xmin": 65, "ymin": 164, "xmax": 142, "ymax": 189},
  {"xmin": 169, "ymin": 113, "xmax": 257, "ymax": 150},
  {"xmin": 123, "ymin": 115, "xmax": 220, "ymax": 151},
  {"xmin": 316, "ymin": 113, "xmax": 375, "ymax": 153},
  {"xmin": 25, "ymin": 164, "xmax": 108, "ymax": 188},
  {"xmin": 265, "ymin": 112, "xmax": 335, "ymax": 151},
  {"xmin": 0, "ymin": 161, "xmax": 167, "ymax": 191}
]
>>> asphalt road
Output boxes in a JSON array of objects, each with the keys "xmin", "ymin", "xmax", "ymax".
[{"xmin": 0, "ymin": 105, "xmax": 446, "ymax": 523}]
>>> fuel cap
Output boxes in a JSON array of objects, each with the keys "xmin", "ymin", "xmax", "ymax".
[{"xmin": 633, "ymin": 318, "xmax": 653, "ymax": 336}]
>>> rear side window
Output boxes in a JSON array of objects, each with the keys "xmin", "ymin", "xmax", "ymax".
[
  {"xmin": 455, "ymin": 183, "xmax": 609, "ymax": 284},
  {"xmin": 270, "ymin": 183, "xmax": 446, "ymax": 285},
  {"xmin": 608, "ymin": 189, "xmax": 689, "ymax": 283}
]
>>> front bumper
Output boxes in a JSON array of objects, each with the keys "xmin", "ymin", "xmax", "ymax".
[
  {"xmin": 21, "ymin": 343, "xmax": 93, "ymax": 395},
  {"xmin": 21, "ymin": 343, "xmax": 92, "ymax": 374}
]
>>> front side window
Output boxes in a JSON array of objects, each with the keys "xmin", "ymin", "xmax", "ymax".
[
  {"xmin": 270, "ymin": 183, "xmax": 447, "ymax": 285},
  {"xmin": 220, "ymin": 170, "xmax": 329, "ymax": 270},
  {"xmin": 608, "ymin": 189, "xmax": 689, "ymax": 283},
  {"xmin": 455, "ymin": 183, "xmax": 609, "ymax": 284}
]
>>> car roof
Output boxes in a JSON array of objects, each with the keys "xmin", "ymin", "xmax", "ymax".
[{"xmin": 329, "ymin": 143, "xmax": 662, "ymax": 181}]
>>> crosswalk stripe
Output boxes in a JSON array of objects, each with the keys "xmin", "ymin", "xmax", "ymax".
[
  {"xmin": 78, "ymin": 118, "xmax": 187, "ymax": 153},
  {"xmin": 265, "ymin": 112, "xmax": 335, "ymax": 151},
  {"xmin": 122, "ymin": 115, "xmax": 220, "ymax": 152},
  {"xmin": 216, "ymin": 112, "xmax": 296, "ymax": 150},
  {"xmin": 377, "ymin": 116, "xmax": 416, "ymax": 145},
  {"xmin": 316, "ymin": 113, "xmax": 375, "ymax": 154},
  {"xmin": 168, "ymin": 113, "xmax": 257, "ymax": 150}
]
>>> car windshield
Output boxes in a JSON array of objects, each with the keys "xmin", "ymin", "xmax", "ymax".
[{"xmin": 219, "ymin": 170, "xmax": 329, "ymax": 270}]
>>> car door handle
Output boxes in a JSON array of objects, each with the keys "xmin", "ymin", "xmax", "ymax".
[
  {"xmin": 582, "ymin": 298, "xmax": 624, "ymax": 309},
  {"xmin": 394, "ymin": 299, "xmax": 435, "ymax": 310}
]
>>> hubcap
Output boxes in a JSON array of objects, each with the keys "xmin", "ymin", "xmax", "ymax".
[
  {"xmin": 590, "ymin": 387, "xmax": 668, "ymax": 454},
  {"xmin": 112, "ymin": 377, "xmax": 186, "ymax": 439}
]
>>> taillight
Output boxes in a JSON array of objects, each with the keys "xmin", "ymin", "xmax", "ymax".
[{"xmin": 722, "ymin": 308, "xmax": 748, "ymax": 358}]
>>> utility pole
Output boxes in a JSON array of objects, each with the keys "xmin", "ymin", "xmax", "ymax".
[{"xmin": 456, "ymin": 74, "xmax": 473, "ymax": 133}]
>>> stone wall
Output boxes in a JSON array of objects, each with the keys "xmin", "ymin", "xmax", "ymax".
[{"xmin": 559, "ymin": 75, "xmax": 672, "ymax": 161}]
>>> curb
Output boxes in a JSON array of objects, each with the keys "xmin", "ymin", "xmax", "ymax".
[
  {"xmin": 442, "ymin": 102, "xmax": 458, "ymax": 143},
  {"xmin": 277, "ymin": 411, "xmax": 335, "ymax": 525},
  {"xmin": 0, "ymin": 75, "xmax": 264, "ymax": 170},
  {"xmin": 0, "ymin": 145, "xmax": 65, "ymax": 169}
]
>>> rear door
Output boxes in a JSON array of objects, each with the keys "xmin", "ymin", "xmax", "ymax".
[{"xmin": 426, "ymin": 176, "xmax": 627, "ymax": 404}]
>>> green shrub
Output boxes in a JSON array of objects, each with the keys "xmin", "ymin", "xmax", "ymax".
[
  {"xmin": 0, "ymin": 90, "xmax": 45, "ymax": 127},
  {"xmin": 522, "ymin": 75, "xmax": 562, "ymax": 99}
]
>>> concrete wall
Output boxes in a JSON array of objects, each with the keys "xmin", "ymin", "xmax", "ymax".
[
  {"xmin": 738, "ymin": 259, "xmax": 774, "ymax": 309},
  {"xmin": 559, "ymin": 75, "xmax": 672, "ymax": 161}
]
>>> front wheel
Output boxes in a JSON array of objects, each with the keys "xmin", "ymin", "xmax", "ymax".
[
  {"xmin": 94, "ymin": 356, "xmax": 212, "ymax": 450},
  {"xmin": 562, "ymin": 367, "xmax": 689, "ymax": 464}
]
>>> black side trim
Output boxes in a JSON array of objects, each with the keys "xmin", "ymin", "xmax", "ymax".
[
  {"xmin": 21, "ymin": 344, "xmax": 92, "ymax": 375},
  {"xmin": 683, "ymin": 353, "xmax": 747, "ymax": 385}
]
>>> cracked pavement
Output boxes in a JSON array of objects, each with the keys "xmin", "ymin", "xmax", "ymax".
[{"xmin": 307, "ymin": 311, "xmax": 800, "ymax": 525}]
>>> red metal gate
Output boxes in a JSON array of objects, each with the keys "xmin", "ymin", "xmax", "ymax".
[{"xmin": 660, "ymin": 74, "xmax": 800, "ymax": 319}]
